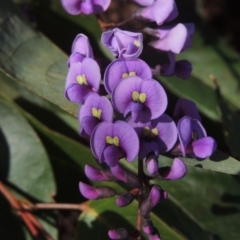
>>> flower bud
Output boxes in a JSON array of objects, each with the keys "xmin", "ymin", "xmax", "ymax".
[
  {"xmin": 146, "ymin": 155, "xmax": 158, "ymax": 175},
  {"xmin": 140, "ymin": 185, "xmax": 168, "ymax": 217},
  {"xmin": 79, "ymin": 182, "xmax": 115, "ymax": 200},
  {"xmin": 157, "ymin": 158, "xmax": 187, "ymax": 180},
  {"xmin": 85, "ymin": 165, "xmax": 117, "ymax": 181},
  {"xmin": 116, "ymin": 192, "xmax": 134, "ymax": 207},
  {"xmin": 108, "ymin": 228, "xmax": 128, "ymax": 239},
  {"xmin": 111, "ymin": 164, "xmax": 141, "ymax": 187},
  {"xmin": 148, "ymin": 229, "xmax": 161, "ymax": 240},
  {"xmin": 143, "ymin": 219, "xmax": 155, "ymax": 235}
]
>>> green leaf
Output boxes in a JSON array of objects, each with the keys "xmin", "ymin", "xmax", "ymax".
[
  {"xmin": 180, "ymin": 151, "xmax": 240, "ymax": 175},
  {"xmin": 0, "ymin": 0, "xmax": 78, "ymax": 116},
  {"xmin": 159, "ymin": 157, "xmax": 240, "ymax": 240},
  {"xmin": 0, "ymin": 96, "xmax": 57, "ymax": 239}
]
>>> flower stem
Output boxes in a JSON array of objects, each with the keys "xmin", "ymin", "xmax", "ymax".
[{"xmin": 136, "ymin": 158, "xmax": 144, "ymax": 239}]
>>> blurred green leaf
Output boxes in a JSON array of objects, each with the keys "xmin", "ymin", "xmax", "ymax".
[
  {"xmin": 0, "ymin": 96, "xmax": 57, "ymax": 239},
  {"xmin": 0, "ymin": 0, "xmax": 78, "ymax": 116}
]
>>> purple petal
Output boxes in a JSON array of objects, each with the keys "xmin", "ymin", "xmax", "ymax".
[
  {"xmin": 79, "ymin": 182, "xmax": 99, "ymax": 199},
  {"xmin": 93, "ymin": 0, "xmax": 111, "ymax": 12},
  {"xmin": 85, "ymin": 165, "xmax": 117, "ymax": 181},
  {"xmin": 112, "ymin": 121, "xmax": 139, "ymax": 162},
  {"xmin": 177, "ymin": 116, "xmax": 192, "ymax": 157},
  {"xmin": 110, "ymin": 164, "xmax": 127, "ymax": 182},
  {"xmin": 116, "ymin": 192, "xmax": 134, "ymax": 207},
  {"xmin": 134, "ymin": 0, "xmax": 178, "ymax": 25},
  {"xmin": 151, "ymin": 114, "xmax": 178, "ymax": 153},
  {"xmin": 61, "ymin": 0, "xmax": 81, "ymax": 15},
  {"xmin": 143, "ymin": 219, "xmax": 155, "ymax": 235},
  {"xmin": 65, "ymin": 83, "xmax": 92, "ymax": 103},
  {"xmin": 81, "ymin": 58, "xmax": 101, "ymax": 91},
  {"xmin": 173, "ymin": 98, "xmax": 201, "ymax": 121},
  {"xmin": 80, "ymin": 116, "xmax": 100, "ymax": 137},
  {"xmin": 139, "ymin": 142, "xmax": 152, "ymax": 160},
  {"xmin": 191, "ymin": 119, "xmax": 207, "ymax": 138},
  {"xmin": 161, "ymin": 51, "xmax": 175, "ymax": 76},
  {"xmin": 158, "ymin": 158, "xmax": 187, "ymax": 180},
  {"xmin": 192, "ymin": 137, "xmax": 217, "ymax": 159},
  {"xmin": 146, "ymin": 155, "xmax": 159, "ymax": 175},
  {"xmin": 80, "ymin": 0, "xmax": 110, "ymax": 14},
  {"xmin": 71, "ymin": 34, "xmax": 93, "ymax": 58},
  {"xmin": 68, "ymin": 52, "xmax": 85, "ymax": 67},
  {"xmin": 103, "ymin": 145, "xmax": 124, "ymax": 167},
  {"xmin": 104, "ymin": 58, "xmax": 152, "ymax": 94},
  {"xmin": 150, "ymin": 24, "xmax": 188, "ymax": 54},
  {"xmin": 174, "ymin": 60, "xmax": 192, "ymax": 80}
]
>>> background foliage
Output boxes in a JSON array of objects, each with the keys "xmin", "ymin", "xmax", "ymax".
[{"xmin": 0, "ymin": 0, "xmax": 240, "ymax": 239}]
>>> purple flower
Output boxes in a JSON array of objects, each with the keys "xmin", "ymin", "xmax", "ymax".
[
  {"xmin": 128, "ymin": 114, "xmax": 177, "ymax": 159},
  {"xmin": 161, "ymin": 52, "xmax": 192, "ymax": 80},
  {"xmin": 108, "ymin": 228, "xmax": 128, "ymax": 239},
  {"xmin": 173, "ymin": 98, "xmax": 201, "ymax": 122},
  {"xmin": 90, "ymin": 121, "xmax": 139, "ymax": 167},
  {"xmin": 146, "ymin": 23, "xmax": 195, "ymax": 54},
  {"xmin": 101, "ymin": 28, "xmax": 143, "ymax": 59},
  {"xmin": 104, "ymin": 58, "xmax": 152, "ymax": 94},
  {"xmin": 134, "ymin": 0, "xmax": 178, "ymax": 25},
  {"xmin": 61, "ymin": 0, "xmax": 111, "ymax": 15},
  {"xmin": 79, "ymin": 93, "xmax": 113, "ymax": 137},
  {"xmin": 79, "ymin": 182, "xmax": 116, "ymax": 200},
  {"xmin": 156, "ymin": 157, "xmax": 187, "ymax": 180},
  {"xmin": 143, "ymin": 220, "xmax": 161, "ymax": 240},
  {"xmin": 84, "ymin": 165, "xmax": 117, "ymax": 181},
  {"xmin": 177, "ymin": 116, "xmax": 217, "ymax": 158},
  {"xmin": 140, "ymin": 185, "xmax": 167, "ymax": 217},
  {"xmin": 112, "ymin": 77, "xmax": 167, "ymax": 123},
  {"xmin": 65, "ymin": 58, "xmax": 101, "ymax": 103}
]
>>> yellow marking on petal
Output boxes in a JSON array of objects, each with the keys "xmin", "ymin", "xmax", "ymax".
[
  {"xmin": 143, "ymin": 126, "xmax": 151, "ymax": 137},
  {"xmin": 112, "ymin": 136, "xmax": 120, "ymax": 147},
  {"xmin": 76, "ymin": 74, "xmax": 88, "ymax": 85},
  {"xmin": 139, "ymin": 93, "xmax": 147, "ymax": 103},
  {"xmin": 106, "ymin": 136, "xmax": 113, "ymax": 145},
  {"xmin": 151, "ymin": 128, "xmax": 159, "ymax": 137},
  {"xmin": 122, "ymin": 73, "xmax": 129, "ymax": 79},
  {"xmin": 132, "ymin": 91, "xmax": 140, "ymax": 102},
  {"xmin": 91, "ymin": 107, "xmax": 102, "ymax": 119},
  {"xmin": 134, "ymin": 40, "xmax": 140, "ymax": 47},
  {"xmin": 129, "ymin": 71, "xmax": 136, "ymax": 76},
  {"xmin": 192, "ymin": 131, "xmax": 198, "ymax": 140}
]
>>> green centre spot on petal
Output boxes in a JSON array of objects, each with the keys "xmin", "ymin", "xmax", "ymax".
[
  {"xmin": 143, "ymin": 126, "xmax": 151, "ymax": 136},
  {"xmin": 134, "ymin": 40, "xmax": 140, "ymax": 47},
  {"xmin": 91, "ymin": 107, "xmax": 102, "ymax": 119},
  {"xmin": 132, "ymin": 91, "xmax": 140, "ymax": 102},
  {"xmin": 76, "ymin": 74, "xmax": 88, "ymax": 85},
  {"xmin": 192, "ymin": 131, "xmax": 198, "ymax": 140},
  {"xmin": 129, "ymin": 71, "xmax": 136, "ymax": 76},
  {"xmin": 122, "ymin": 73, "xmax": 129, "ymax": 79},
  {"xmin": 106, "ymin": 136, "xmax": 120, "ymax": 147},
  {"xmin": 151, "ymin": 128, "xmax": 159, "ymax": 137},
  {"xmin": 139, "ymin": 93, "xmax": 146, "ymax": 103}
]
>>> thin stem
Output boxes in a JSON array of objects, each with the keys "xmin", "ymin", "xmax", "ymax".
[
  {"xmin": 136, "ymin": 158, "xmax": 144, "ymax": 240},
  {"xmin": 27, "ymin": 203, "xmax": 87, "ymax": 211}
]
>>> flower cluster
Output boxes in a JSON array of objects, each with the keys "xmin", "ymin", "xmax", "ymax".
[{"xmin": 62, "ymin": 0, "xmax": 217, "ymax": 239}]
